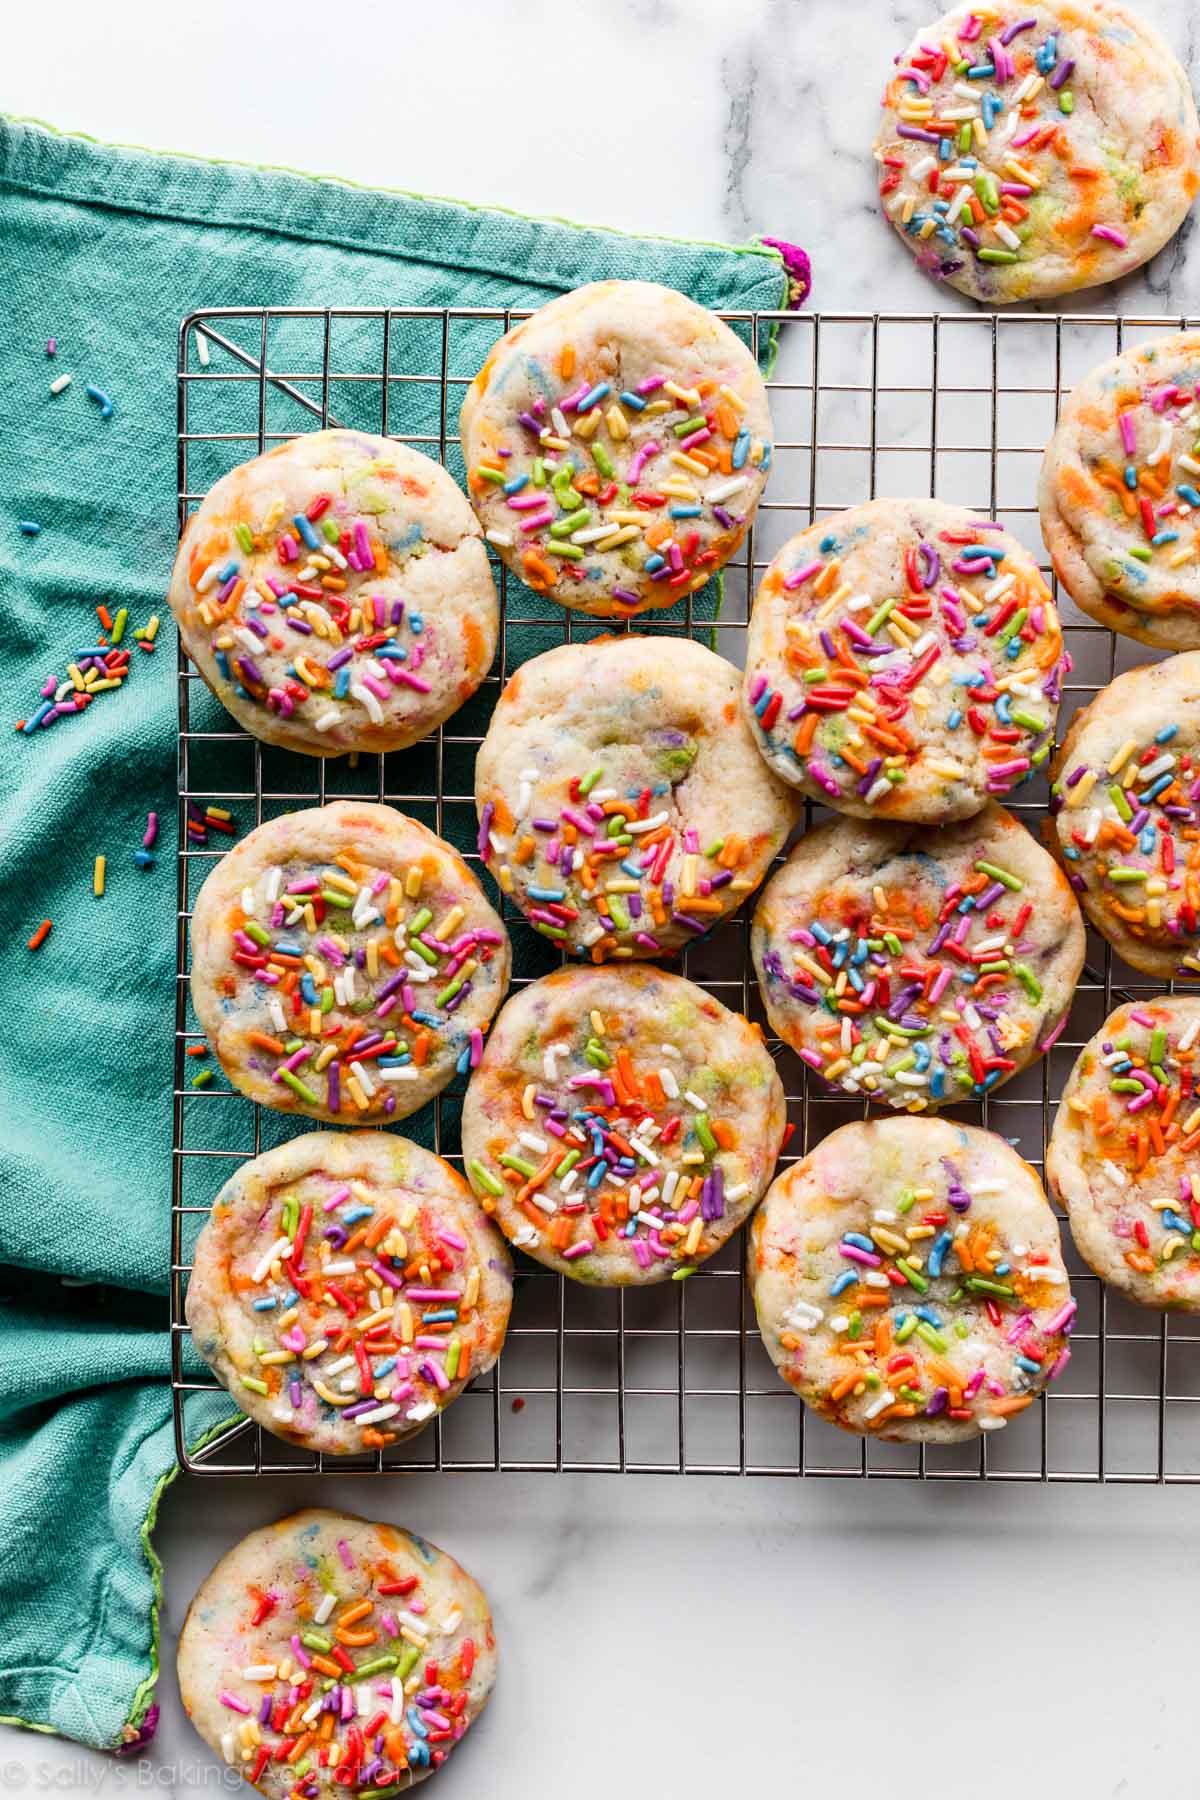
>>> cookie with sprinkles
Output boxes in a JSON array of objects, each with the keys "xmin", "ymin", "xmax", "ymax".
[
  {"xmin": 1050, "ymin": 653, "xmax": 1200, "ymax": 979},
  {"xmin": 752, "ymin": 802, "xmax": 1084, "ymax": 1109},
  {"xmin": 875, "ymin": 1, "xmax": 1200, "ymax": 303},
  {"xmin": 189, "ymin": 803, "xmax": 511, "ymax": 1123},
  {"xmin": 460, "ymin": 966, "xmax": 786, "ymax": 1285},
  {"xmin": 177, "ymin": 1509, "xmax": 497, "ymax": 1793},
  {"xmin": 187, "ymin": 1132, "xmax": 513, "ymax": 1453},
  {"xmin": 744, "ymin": 499, "xmax": 1064, "ymax": 821},
  {"xmin": 168, "ymin": 429, "xmax": 497, "ymax": 756},
  {"xmin": 749, "ymin": 1117, "xmax": 1075, "ymax": 1442},
  {"xmin": 1041, "ymin": 332, "xmax": 1200, "ymax": 651},
  {"xmin": 460, "ymin": 280, "xmax": 773, "ymax": 617},
  {"xmin": 1047, "ymin": 998, "xmax": 1200, "ymax": 1310},
  {"xmin": 475, "ymin": 634, "xmax": 798, "ymax": 959}
]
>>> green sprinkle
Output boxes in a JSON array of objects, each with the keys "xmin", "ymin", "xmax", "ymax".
[
  {"xmin": 240, "ymin": 1375, "xmax": 269, "ymax": 1396},
  {"xmin": 546, "ymin": 543, "xmax": 584, "ymax": 561},
  {"xmin": 531, "ymin": 458, "xmax": 546, "ymax": 488},
  {"xmin": 279, "ymin": 1070, "xmax": 319, "ymax": 1106},
  {"xmin": 1109, "ymin": 1078, "xmax": 1143, "ymax": 1094},
  {"xmin": 1009, "ymin": 708, "xmax": 1046, "ymax": 733},
  {"xmin": 974, "ymin": 171, "xmax": 1000, "ymax": 214},
  {"xmin": 977, "ymin": 248, "xmax": 1019, "ymax": 264},
  {"xmin": 445, "ymin": 1338, "xmax": 461, "ymax": 1381},
  {"xmin": 866, "ymin": 595, "xmax": 899, "ymax": 635},
  {"xmin": 578, "ymin": 765, "xmax": 605, "ymax": 795},
  {"xmin": 607, "ymin": 894, "xmax": 632, "ymax": 933},
  {"xmin": 874, "ymin": 1016, "xmax": 932, "ymax": 1039},
  {"xmin": 234, "ymin": 522, "xmax": 255, "ymax": 553},
  {"xmin": 1107, "ymin": 784, "xmax": 1134, "ymax": 823},
  {"xmin": 1012, "ymin": 962, "xmax": 1042, "ymax": 1002},
  {"xmin": 1108, "ymin": 866, "xmax": 1148, "ymax": 883},
  {"xmin": 585, "ymin": 1038, "xmax": 612, "ymax": 1069},
  {"xmin": 550, "ymin": 507, "xmax": 592, "ymax": 538},
  {"xmin": 320, "ymin": 887, "xmax": 353, "ymax": 908},
  {"xmin": 435, "ymin": 975, "xmax": 465, "ymax": 1007},
  {"xmin": 895, "ymin": 1313, "xmax": 918, "ymax": 1343},
  {"xmin": 243, "ymin": 920, "xmax": 271, "ymax": 947},
  {"xmin": 974, "ymin": 860, "xmax": 1023, "ymax": 892},
  {"xmin": 962, "ymin": 1276, "xmax": 1016, "ymax": 1299},
  {"xmin": 847, "ymin": 1310, "xmax": 863, "ymax": 1340},
  {"xmin": 301, "ymin": 1630, "xmax": 332, "ymax": 1652},
  {"xmin": 394, "ymin": 1645, "xmax": 421, "ymax": 1680},
  {"xmin": 535, "ymin": 923, "xmax": 569, "ymax": 940},
  {"xmin": 1128, "ymin": 546, "xmax": 1153, "ymax": 563},
  {"xmin": 1059, "ymin": 89, "xmax": 1074, "ymax": 113},
  {"xmin": 896, "ymin": 1188, "xmax": 915, "ymax": 1215},
  {"xmin": 110, "ymin": 606, "xmax": 128, "ymax": 645},
  {"xmin": 704, "ymin": 838, "xmax": 725, "ymax": 858},
  {"xmin": 353, "ymin": 1654, "xmax": 400, "ymax": 1680},
  {"xmin": 408, "ymin": 938, "xmax": 439, "ymax": 965},
  {"xmin": 998, "ymin": 606, "xmax": 1028, "ymax": 644},
  {"xmin": 190, "ymin": 1068, "xmax": 213, "ymax": 1088},
  {"xmin": 320, "ymin": 987, "xmax": 334, "ymax": 1014},
  {"xmin": 895, "ymin": 1258, "xmax": 929, "ymax": 1293},
  {"xmin": 554, "ymin": 1149, "xmax": 581, "ymax": 1179},
  {"xmin": 476, "ymin": 466, "xmax": 506, "ymax": 486},
  {"xmin": 694, "ymin": 1113, "xmax": 717, "ymax": 1154},
  {"xmin": 592, "ymin": 443, "xmax": 615, "ymax": 479},
  {"xmin": 671, "ymin": 1266, "xmax": 697, "ymax": 1281},
  {"xmin": 1150, "ymin": 1027, "xmax": 1167, "ymax": 1066},
  {"xmin": 499, "ymin": 1152, "xmax": 537, "ymax": 1179},
  {"xmin": 915, "ymin": 1321, "xmax": 948, "ymax": 1354},
  {"xmin": 469, "ymin": 1160, "xmax": 504, "ymax": 1197}
]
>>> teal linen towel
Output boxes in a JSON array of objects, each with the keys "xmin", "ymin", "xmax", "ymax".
[{"xmin": 0, "ymin": 115, "xmax": 791, "ymax": 1752}]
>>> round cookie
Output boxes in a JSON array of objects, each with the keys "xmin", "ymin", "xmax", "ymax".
[
  {"xmin": 748, "ymin": 1118, "xmax": 1075, "ymax": 1443},
  {"xmin": 475, "ymin": 634, "xmax": 798, "ymax": 959},
  {"xmin": 875, "ymin": 2, "xmax": 1200, "ymax": 304},
  {"xmin": 1040, "ymin": 333, "xmax": 1200, "ymax": 650},
  {"xmin": 459, "ymin": 280, "xmax": 773, "ymax": 617},
  {"xmin": 752, "ymin": 802, "xmax": 1084, "ymax": 1108},
  {"xmin": 1049, "ymin": 654, "xmax": 1200, "ymax": 979},
  {"xmin": 186, "ymin": 1132, "xmax": 513, "ymax": 1453},
  {"xmin": 168, "ymin": 429, "xmax": 497, "ymax": 756},
  {"xmin": 1047, "ymin": 998, "xmax": 1200, "ymax": 1311},
  {"xmin": 177, "ymin": 1509, "xmax": 496, "ymax": 1794},
  {"xmin": 744, "ymin": 499, "xmax": 1064, "ymax": 821},
  {"xmin": 460, "ymin": 965, "xmax": 786, "ymax": 1284},
  {"xmin": 190, "ymin": 802, "xmax": 511, "ymax": 1123}
]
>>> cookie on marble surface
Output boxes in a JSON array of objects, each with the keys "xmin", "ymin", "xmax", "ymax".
[
  {"xmin": 1040, "ymin": 332, "xmax": 1200, "ymax": 650},
  {"xmin": 460, "ymin": 280, "xmax": 772, "ymax": 616},
  {"xmin": 168, "ymin": 429, "xmax": 497, "ymax": 756},
  {"xmin": 748, "ymin": 1117, "xmax": 1076, "ymax": 1443},
  {"xmin": 751, "ymin": 802, "xmax": 1084, "ymax": 1108},
  {"xmin": 475, "ymin": 634, "xmax": 798, "ymax": 959},
  {"xmin": 1049, "ymin": 653, "xmax": 1200, "ymax": 979},
  {"xmin": 177, "ymin": 1508, "xmax": 497, "ymax": 1793},
  {"xmin": 186, "ymin": 1132, "xmax": 513, "ymax": 1454},
  {"xmin": 874, "ymin": 1, "xmax": 1200, "ymax": 303},
  {"xmin": 189, "ymin": 802, "xmax": 510, "ymax": 1123},
  {"xmin": 743, "ymin": 498, "xmax": 1064, "ymax": 821},
  {"xmin": 1047, "ymin": 996, "xmax": 1200, "ymax": 1310},
  {"xmin": 460, "ymin": 965, "xmax": 786, "ymax": 1285}
]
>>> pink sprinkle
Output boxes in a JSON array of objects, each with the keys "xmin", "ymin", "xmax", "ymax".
[
  {"xmin": 636, "ymin": 374, "xmax": 665, "ymax": 395},
  {"xmin": 381, "ymin": 1613, "xmax": 399, "ymax": 1638},
  {"xmin": 322, "ymin": 1186, "xmax": 351, "ymax": 1213},
  {"xmin": 219, "ymin": 1692, "xmax": 251, "ymax": 1715},
  {"xmin": 563, "ymin": 1238, "xmax": 595, "ymax": 1260},
  {"xmin": 1118, "ymin": 410, "xmax": 1138, "ymax": 455},
  {"xmin": 1091, "ymin": 224, "xmax": 1128, "ymax": 249},
  {"xmin": 354, "ymin": 522, "xmax": 372, "ymax": 564},
  {"xmin": 784, "ymin": 559, "xmax": 823, "ymax": 589},
  {"xmin": 290, "ymin": 1635, "xmax": 312, "ymax": 1669},
  {"xmin": 1129, "ymin": 1008, "xmax": 1156, "ymax": 1027},
  {"xmin": 1037, "ymin": 1016, "xmax": 1068, "ymax": 1054},
  {"xmin": 393, "ymin": 668, "xmax": 432, "ymax": 693},
  {"xmin": 438, "ymin": 1229, "xmax": 468, "ymax": 1252},
  {"xmin": 336, "ymin": 1538, "xmax": 354, "ymax": 1570}
]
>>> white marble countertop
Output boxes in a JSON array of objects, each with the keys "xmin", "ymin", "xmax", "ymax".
[{"xmin": 5, "ymin": 0, "xmax": 1200, "ymax": 1795}]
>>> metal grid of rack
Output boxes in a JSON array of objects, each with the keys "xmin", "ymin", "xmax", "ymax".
[{"xmin": 172, "ymin": 305, "xmax": 1200, "ymax": 1482}]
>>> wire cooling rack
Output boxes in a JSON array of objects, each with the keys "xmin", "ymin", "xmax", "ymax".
[{"xmin": 172, "ymin": 305, "xmax": 1200, "ymax": 1483}]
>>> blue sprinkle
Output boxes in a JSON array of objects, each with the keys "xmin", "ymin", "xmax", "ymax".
[
  {"xmin": 293, "ymin": 513, "xmax": 321, "ymax": 551},
  {"xmin": 829, "ymin": 1270, "xmax": 857, "ymax": 1298},
  {"xmin": 619, "ymin": 390, "xmax": 647, "ymax": 411},
  {"xmin": 18, "ymin": 520, "xmax": 41, "ymax": 536},
  {"xmin": 251, "ymin": 1298, "xmax": 277, "ymax": 1312}
]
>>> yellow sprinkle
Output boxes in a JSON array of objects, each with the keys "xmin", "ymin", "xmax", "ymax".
[
  {"xmin": 522, "ymin": 1083, "xmax": 536, "ymax": 1121},
  {"xmin": 573, "ymin": 409, "xmax": 602, "ymax": 441},
  {"xmin": 718, "ymin": 384, "xmax": 746, "ymax": 413},
  {"xmin": 664, "ymin": 380, "xmax": 702, "ymax": 407},
  {"xmin": 1064, "ymin": 768, "xmax": 1097, "ymax": 807},
  {"xmin": 669, "ymin": 450, "xmax": 708, "ymax": 476},
  {"xmin": 605, "ymin": 404, "xmax": 629, "ymax": 441},
  {"xmin": 683, "ymin": 1215, "xmax": 704, "ymax": 1257},
  {"xmin": 347, "ymin": 1076, "xmax": 370, "ymax": 1112},
  {"xmin": 92, "ymin": 854, "xmax": 106, "ymax": 898},
  {"xmin": 405, "ymin": 867, "xmax": 422, "ymax": 898}
]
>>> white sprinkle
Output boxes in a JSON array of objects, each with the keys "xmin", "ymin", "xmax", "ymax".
[
  {"xmin": 659, "ymin": 1066, "xmax": 680, "ymax": 1099},
  {"xmin": 251, "ymin": 1237, "xmax": 291, "ymax": 1284},
  {"xmin": 241, "ymin": 1664, "xmax": 277, "ymax": 1681},
  {"xmin": 684, "ymin": 1089, "xmax": 707, "ymax": 1110},
  {"xmin": 354, "ymin": 1402, "xmax": 400, "ymax": 1425},
  {"xmin": 50, "ymin": 372, "xmax": 73, "ymax": 395},
  {"xmin": 349, "ymin": 1058, "xmax": 377, "ymax": 1097},
  {"xmin": 863, "ymin": 1390, "xmax": 895, "ymax": 1421},
  {"xmin": 784, "ymin": 1298, "xmax": 823, "ymax": 1332},
  {"xmin": 314, "ymin": 709, "xmax": 341, "ymax": 732},
  {"xmin": 268, "ymin": 996, "xmax": 288, "ymax": 1034},
  {"xmin": 379, "ymin": 1064, "xmax": 420, "ymax": 1083},
  {"xmin": 705, "ymin": 475, "xmax": 750, "ymax": 504},
  {"xmin": 485, "ymin": 528, "xmax": 515, "ymax": 549},
  {"xmin": 350, "ymin": 680, "xmax": 384, "ymax": 723}
]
